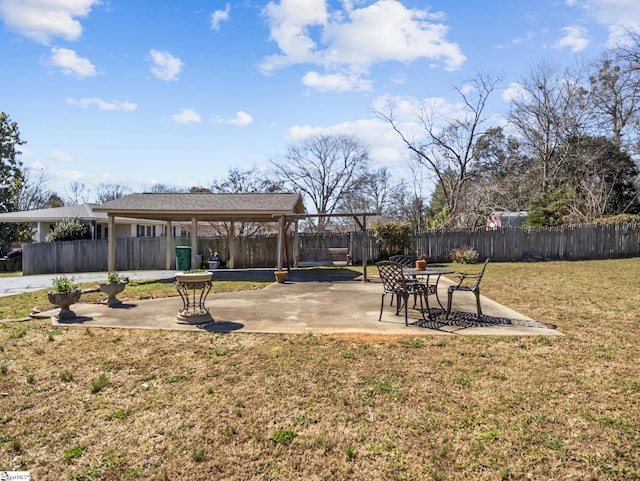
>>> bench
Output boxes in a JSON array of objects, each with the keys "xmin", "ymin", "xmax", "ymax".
[{"xmin": 297, "ymin": 247, "xmax": 350, "ymax": 267}]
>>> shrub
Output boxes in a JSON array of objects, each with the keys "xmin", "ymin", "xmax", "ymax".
[
  {"xmin": 45, "ymin": 217, "xmax": 90, "ymax": 242},
  {"xmin": 449, "ymin": 246, "xmax": 479, "ymax": 264},
  {"xmin": 592, "ymin": 214, "xmax": 640, "ymax": 226},
  {"xmin": 370, "ymin": 221, "xmax": 412, "ymax": 257}
]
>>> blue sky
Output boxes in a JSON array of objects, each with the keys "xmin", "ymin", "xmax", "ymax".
[{"xmin": 1, "ymin": 0, "xmax": 640, "ymax": 199}]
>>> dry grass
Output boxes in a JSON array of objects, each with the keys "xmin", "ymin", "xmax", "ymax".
[{"xmin": 1, "ymin": 258, "xmax": 639, "ymax": 480}]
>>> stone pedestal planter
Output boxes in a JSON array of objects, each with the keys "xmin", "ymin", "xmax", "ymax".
[
  {"xmin": 99, "ymin": 282, "xmax": 126, "ymax": 306},
  {"xmin": 47, "ymin": 290, "xmax": 82, "ymax": 320}
]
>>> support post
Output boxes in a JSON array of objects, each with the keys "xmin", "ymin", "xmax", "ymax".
[
  {"xmin": 107, "ymin": 214, "xmax": 115, "ymax": 272},
  {"xmin": 293, "ymin": 218, "xmax": 299, "ymax": 267},
  {"xmin": 165, "ymin": 221, "xmax": 172, "ymax": 270},
  {"xmin": 352, "ymin": 214, "xmax": 368, "ymax": 282},
  {"xmin": 361, "ymin": 214, "xmax": 368, "ymax": 282},
  {"xmin": 191, "ymin": 217, "xmax": 198, "ymax": 269},
  {"xmin": 276, "ymin": 214, "xmax": 285, "ymax": 271},
  {"xmin": 229, "ymin": 221, "xmax": 235, "ymax": 269}
]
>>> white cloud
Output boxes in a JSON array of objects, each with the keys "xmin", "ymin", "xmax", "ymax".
[
  {"xmin": 150, "ymin": 49, "xmax": 184, "ymax": 81},
  {"xmin": 227, "ymin": 111, "xmax": 253, "ymax": 126},
  {"xmin": 49, "ymin": 151, "xmax": 81, "ymax": 163},
  {"xmin": 171, "ymin": 108, "xmax": 202, "ymax": 124},
  {"xmin": 66, "ymin": 97, "xmax": 138, "ymax": 111},
  {"xmin": 48, "ymin": 47, "xmax": 96, "ymax": 77},
  {"xmin": 568, "ymin": 0, "xmax": 640, "ymax": 46},
  {"xmin": 501, "ymin": 82, "xmax": 529, "ymax": 103},
  {"xmin": 285, "ymin": 116, "xmax": 409, "ymax": 170},
  {"xmin": 260, "ymin": 0, "xmax": 465, "ymax": 92},
  {"xmin": 302, "ymin": 71, "xmax": 372, "ymax": 92},
  {"xmin": 553, "ymin": 25, "xmax": 589, "ymax": 53},
  {"xmin": 213, "ymin": 111, "xmax": 254, "ymax": 126},
  {"xmin": 285, "ymin": 92, "xmax": 477, "ymax": 172},
  {"xmin": 26, "ymin": 161, "xmax": 45, "ymax": 171},
  {"xmin": 211, "ymin": 4, "xmax": 230, "ymax": 30},
  {"xmin": 0, "ymin": 0, "xmax": 98, "ymax": 44},
  {"xmin": 512, "ymin": 32, "xmax": 535, "ymax": 45}
]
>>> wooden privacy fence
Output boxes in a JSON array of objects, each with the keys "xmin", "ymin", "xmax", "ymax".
[
  {"xmin": 412, "ymin": 224, "xmax": 640, "ymax": 262},
  {"xmin": 22, "ymin": 223, "xmax": 640, "ymax": 274}
]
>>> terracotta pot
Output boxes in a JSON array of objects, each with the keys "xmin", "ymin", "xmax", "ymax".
[
  {"xmin": 274, "ymin": 270, "xmax": 288, "ymax": 283},
  {"xmin": 415, "ymin": 259, "xmax": 427, "ymax": 271}
]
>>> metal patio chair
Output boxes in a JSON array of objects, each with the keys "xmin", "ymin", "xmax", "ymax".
[
  {"xmin": 446, "ymin": 258, "xmax": 490, "ymax": 319},
  {"xmin": 388, "ymin": 254, "xmax": 416, "ymax": 267},
  {"xmin": 376, "ymin": 261, "xmax": 428, "ymax": 326}
]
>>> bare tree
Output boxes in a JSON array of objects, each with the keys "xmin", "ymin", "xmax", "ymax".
[
  {"xmin": 211, "ymin": 166, "xmax": 284, "ymax": 194},
  {"xmin": 507, "ymin": 62, "xmax": 588, "ymax": 193},
  {"xmin": 209, "ymin": 166, "xmax": 285, "ymax": 237},
  {"xmin": 377, "ymin": 72, "xmax": 500, "ymax": 227},
  {"xmin": 144, "ymin": 183, "xmax": 185, "ymax": 193},
  {"xmin": 271, "ymin": 134, "xmax": 369, "ymax": 232},
  {"xmin": 587, "ymin": 51, "xmax": 640, "ymax": 152},
  {"xmin": 95, "ymin": 183, "xmax": 131, "ymax": 204},
  {"xmin": 65, "ymin": 181, "xmax": 91, "ymax": 205},
  {"xmin": 14, "ymin": 168, "xmax": 55, "ymax": 211}
]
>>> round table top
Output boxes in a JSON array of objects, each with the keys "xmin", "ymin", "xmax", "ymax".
[{"xmin": 403, "ymin": 268, "xmax": 454, "ymax": 276}]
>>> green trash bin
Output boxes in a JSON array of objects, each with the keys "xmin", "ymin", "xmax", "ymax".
[{"xmin": 175, "ymin": 246, "xmax": 192, "ymax": 271}]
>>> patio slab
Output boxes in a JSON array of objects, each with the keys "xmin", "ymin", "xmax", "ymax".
[{"xmin": 39, "ymin": 273, "xmax": 560, "ymax": 336}]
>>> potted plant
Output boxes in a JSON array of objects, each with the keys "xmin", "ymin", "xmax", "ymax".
[
  {"xmin": 48, "ymin": 275, "xmax": 82, "ymax": 320},
  {"xmin": 208, "ymin": 249, "xmax": 220, "ymax": 270},
  {"xmin": 99, "ymin": 272, "xmax": 128, "ymax": 306},
  {"xmin": 415, "ymin": 252, "xmax": 427, "ymax": 271}
]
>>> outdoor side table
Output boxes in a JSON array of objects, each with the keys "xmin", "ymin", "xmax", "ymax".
[
  {"xmin": 175, "ymin": 272, "xmax": 213, "ymax": 324},
  {"xmin": 403, "ymin": 268, "xmax": 454, "ymax": 317}
]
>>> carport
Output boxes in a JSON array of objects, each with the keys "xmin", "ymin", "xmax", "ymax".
[{"xmin": 94, "ymin": 192, "xmax": 305, "ymax": 272}]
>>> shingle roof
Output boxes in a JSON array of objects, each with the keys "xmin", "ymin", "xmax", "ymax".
[
  {"xmin": 0, "ymin": 203, "xmax": 165, "ymax": 225},
  {"xmin": 93, "ymin": 193, "xmax": 306, "ymax": 221},
  {"xmin": 0, "ymin": 203, "xmax": 100, "ymax": 222}
]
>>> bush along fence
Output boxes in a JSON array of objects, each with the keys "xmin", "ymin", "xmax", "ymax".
[{"xmin": 21, "ymin": 223, "xmax": 640, "ymax": 275}]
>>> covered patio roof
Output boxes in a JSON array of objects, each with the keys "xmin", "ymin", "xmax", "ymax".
[
  {"xmin": 93, "ymin": 192, "xmax": 305, "ymax": 222},
  {"xmin": 94, "ymin": 192, "xmax": 306, "ymax": 271}
]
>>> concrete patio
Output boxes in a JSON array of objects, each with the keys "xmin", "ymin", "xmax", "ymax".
[{"xmin": 23, "ymin": 269, "xmax": 562, "ymax": 336}]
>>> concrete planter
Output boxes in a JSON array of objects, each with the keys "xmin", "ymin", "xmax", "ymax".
[
  {"xmin": 99, "ymin": 282, "xmax": 126, "ymax": 306},
  {"xmin": 47, "ymin": 289, "xmax": 82, "ymax": 320}
]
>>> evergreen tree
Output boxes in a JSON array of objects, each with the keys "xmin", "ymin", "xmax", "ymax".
[{"xmin": 0, "ymin": 113, "xmax": 27, "ymax": 254}]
